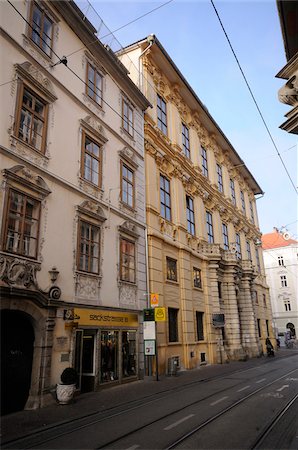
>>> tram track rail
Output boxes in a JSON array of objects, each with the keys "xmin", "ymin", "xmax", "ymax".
[{"xmin": 3, "ymin": 363, "xmax": 297, "ymax": 450}]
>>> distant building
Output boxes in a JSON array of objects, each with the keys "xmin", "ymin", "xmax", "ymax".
[
  {"xmin": 119, "ymin": 35, "xmax": 274, "ymax": 374},
  {"xmin": 0, "ymin": 0, "xmax": 149, "ymax": 414},
  {"xmin": 276, "ymin": 0, "xmax": 298, "ymax": 134},
  {"xmin": 262, "ymin": 229, "xmax": 298, "ymax": 343}
]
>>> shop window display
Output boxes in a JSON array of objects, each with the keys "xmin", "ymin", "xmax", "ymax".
[
  {"xmin": 122, "ymin": 331, "xmax": 136, "ymax": 377},
  {"xmin": 101, "ymin": 331, "xmax": 118, "ymax": 382}
]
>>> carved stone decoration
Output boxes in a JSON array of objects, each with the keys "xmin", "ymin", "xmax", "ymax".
[
  {"xmin": 48, "ymin": 286, "xmax": 61, "ymax": 300},
  {"xmin": 75, "ymin": 273, "xmax": 101, "ymax": 302},
  {"xmin": 0, "ymin": 254, "xmax": 41, "ymax": 289},
  {"xmin": 119, "ymin": 146, "xmax": 138, "ymax": 169},
  {"xmin": 78, "ymin": 200, "xmax": 106, "ymax": 222},
  {"xmin": 3, "ymin": 165, "xmax": 51, "ymax": 198},
  {"xmin": 80, "ymin": 116, "xmax": 108, "ymax": 144},
  {"xmin": 278, "ymin": 76, "xmax": 298, "ymax": 106},
  {"xmin": 119, "ymin": 220, "xmax": 139, "ymax": 239},
  {"xmin": 119, "ymin": 283, "xmax": 137, "ymax": 306},
  {"xmin": 15, "ymin": 62, "xmax": 57, "ymax": 102}
]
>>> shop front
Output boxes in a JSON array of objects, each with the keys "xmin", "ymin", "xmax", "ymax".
[{"xmin": 73, "ymin": 308, "xmax": 139, "ymax": 392}]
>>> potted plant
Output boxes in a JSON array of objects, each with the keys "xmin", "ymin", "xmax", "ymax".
[{"xmin": 56, "ymin": 367, "xmax": 78, "ymax": 405}]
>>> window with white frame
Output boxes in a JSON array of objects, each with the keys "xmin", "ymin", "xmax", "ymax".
[
  {"xmin": 160, "ymin": 174, "xmax": 171, "ymax": 221},
  {"xmin": 186, "ymin": 195, "xmax": 195, "ymax": 235},
  {"xmin": 206, "ymin": 211, "xmax": 214, "ymax": 244},
  {"xmin": 280, "ymin": 275, "xmax": 287, "ymax": 287},
  {"xmin": 201, "ymin": 147, "xmax": 208, "ymax": 177},
  {"xmin": 236, "ymin": 233, "xmax": 242, "ymax": 259},
  {"xmin": 246, "ymin": 240, "xmax": 251, "ymax": 260},
  {"xmin": 77, "ymin": 220, "xmax": 100, "ymax": 274},
  {"xmin": 182, "ymin": 123, "xmax": 190, "ymax": 158},
  {"xmin": 157, "ymin": 94, "xmax": 167, "ymax": 135},
  {"xmin": 217, "ymin": 163, "xmax": 224, "ymax": 193},
  {"xmin": 222, "ymin": 223, "xmax": 229, "ymax": 250},
  {"xmin": 230, "ymin": 179, "xmax": 236, "ymax": 205},
  {"xmin": 240, "ymin": 190, "xmax": 246, "ymax": 214},
  {"xmin": 249, "ymin": 200, "xmax": 255, "ymax": 224}
]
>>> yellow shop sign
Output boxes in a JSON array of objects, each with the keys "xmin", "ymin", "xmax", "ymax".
[{"xmin": 74, "ymin": 308, "xmax": 139, "ymax": 328}]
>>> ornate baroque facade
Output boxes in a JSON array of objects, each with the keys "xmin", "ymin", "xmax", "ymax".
[{"xmin": 119, "ymin": 36, "xmax": 274, "ymax": 373}]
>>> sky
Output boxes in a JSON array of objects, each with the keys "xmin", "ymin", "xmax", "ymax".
[{"xmin": 77, "ymin": 0, "xmax": 298, "ymax": 240}]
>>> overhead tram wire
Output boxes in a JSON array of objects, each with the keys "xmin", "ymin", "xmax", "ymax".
[{"xmin": 210, "ymin": 0, "xmax": 298, "ymax": 196}]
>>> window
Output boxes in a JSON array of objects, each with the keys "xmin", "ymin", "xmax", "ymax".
[
  {"xmin": 201, "ymin": 147, "xmax": 208, "ymax": 177},
  {"xmin": 81, "ymin": 133, "xmax": 101, "ymax": 187},
  {"xmin": 157, "ymin": 94, "xmax": 167, "ymax": 135},
  {"xmin": 284, "ymin": 300, "xmax": 291, "ymax": 311},
  {"xmin": 193, "ymin": 267, "xmax": 202, "ymax": 288},
  {"xmin": 263, "ymin": 294, "xmax": 266, "ymax": 307},
  {"xmin": 3, "ymin": 189, "xmax": 41, "ymax": 258},
  {"xmin": 222, "ymin": 223, "xmax": 229, "ymax": 250},
  {"xmin": 122, "ymin": 99, "xmax": 133, "ymax": 136},
  {"xmin": 254, "ymin": 291, "xmax": 258, "ymax": 304},
  {"xmin": 255, "ymin": 246, "xmax": 261, "ymax": 272},
  {"xmin": 30, "ymin": 2, "xmax": 53, "ymax": 57},
  {"xmin": 257, "ymin": 319, "xmax": 261, "ymax": 337},
  {"xmin": 78, "ymin": 221, "xmax": 100, "ymax": 273},
  {"xmin": 160, "ymin": 175, "xmax": 171, "ymax": 221},
  {"xmin": 120, "ymin": 238, "xmax": 135, "ymax": 283},
  {"xmin": 236, "ymin": 233, "xmax": 242, "ymax": 259},
  {"xmin": 86, "ymin": 63, "xmax": 102, "ymax": 105},
  {"xmin": 196, "ymin": 312, "xmax": 204, "ymax": 341},
  {"xmin": 278, "ymin": 256, "xmax": 284, "ymax": 266},
  {"xmin": 121, "ymin": 163, "xmax": 134, "ymax": 208},
  {"xmin": 280, "ymin": 275, "xmax": 287, "ymax": 287},
  {"xmin": 206, "ymin": 211, "xmax": 214, "ymax": 243},
  {"xmin": 166, "ymin": 257, "xmax": 177, "ymax": 282},
  {"xmin": 246, "ymin": 240, "xmax": 251, "ymax": 260},
  {"xmin": 217, "ymin": 164, "xmax": 224, "ymax": 193},
  {"xmin": 230, "ymin": 179, "xmax": 236, "ymax": 205},
  {"xmin": 15, "ymin": 84, "xmax": 48, "ymax": 153},
  {"xmin": 249, "ymin": 200, "xmax": 255, "ymax": 224},
  {"xmin": 168, "ymin": 308, "xmax": 179, "ymax": 342},
  {"xmin": 240, "ymin": 191, "xmax": 246, "ymax": 214},
  {"xmin": 186, "ymin": 195, "xmax": 195, "ymax": 235},
  {"xmin": 182, "ymin": 123, "xmax": 190, "ymax": 158},
  {"xmin": 266, "ymin": 320, "xmax": 269, "ymax": 337}
]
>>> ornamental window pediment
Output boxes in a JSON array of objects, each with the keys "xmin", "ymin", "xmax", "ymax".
[
  {"xmin": 3, "ymin": 165, "xmax": 51, "ymax": 198},
  {"xmin": 15, "ymin": 62, "xmax": 57, "ymax": 102}
]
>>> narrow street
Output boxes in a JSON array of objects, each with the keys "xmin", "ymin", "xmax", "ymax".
[{"xmin": 2, "ymin": 349, "xmax": 298, "ymax": 450}]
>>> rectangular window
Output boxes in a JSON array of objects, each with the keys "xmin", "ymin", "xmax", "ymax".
[
  {"xmin": 122, "ymin": 99, "xmax": 133, "ymax": 136},
  {"xmin": 196, "ymin": 312, "xmax": 204, "ymax": 341},
  {"xmin": 249, "ymin": 200, "xmax": 255, "ymax": 224},
  {"xmin": 201, "ymin": 147, "xmax": 208, "ymax": 177},
  {"xmin": 182, "ymin": 123, "xmax": 190, "ymax": 158},
  {"xmin": 280, "ymin": 275, "xmax": 287, "ymax": 287},
  {"xmin": 30, "ymin": 2, "xmax": 53, "ymax": 57},
  {"xmin": 266, "ymin": 320, "xmax": 269, "ymax": 337},
  {"xmin": 160, "ymin": 175, "xmax": 171, "ymax": 221},
  {"xmin": 193, "ymin": 267, "xmax": 202, "ymax": 288},
  {"xmin": 168, "ymin": 308, "xmax": 179, "ymax": 342},
  {"xmin": 230, "ymin": 179, "xmax": 236, "ymax": 205},
  {"xmin": 222, "ymin": 223, "xmax": 229, "ymax": 250},
  {"xmin": 240, "ymin": 191, "xmax": 246, "ymax": 214},
  {"xmin": 236, "ymin": 233, "xmax": 242, "ymax": 259},
  {"xmin": 246, "ymin": 240, "xmax": 251, "ymax": 260},
  {"xmin": 206, "ymin": 211, "xmax": 214, "ymax": 244},
  {"xmin": 255, "ymin": 246, "xmax": 261, "ymax": 272},
  {"xmin": 186, "ymin": 195, "xmax": 195, "ymax": 235},
  {"xmin": 284, "ymin": 301, "xmax": 291, "ymax": 311},
  {"xmin": 217, "ymin": 164, "xmax": 224, "ymax": 193},
  {"xmin": 257, "ymin": 319, "xmax": 261, "ymax": 337},
  {"xmin": 16, "ymin": 84, "xmax": 48, "ymax": 153},
  {"xmin": 278, "ymin": 256, "xmax": 284, "ymax": 266},
  {"xmin": 166, "ymin": 257, "xmax": 177, "ymax": 282},
  {"xmin": 120, "ymin": 238, "xmax": 135, "ymax": 283},
  {"xmin": 86, "ymin": 63, "xmax": 102, "ymax": 105},
  {"xmin": 3, "ymin": 189, "xmax": 40, "ymax": 258},
  {"xmin": 121, "ymin": 163, "xmax": 134, "ymax": 208},
  {"xmin": 78, "ymin": 221, "xmax": 100, "ymax": 274},
  {"xmin": 263, "ymin": 294, "xmax": 266, "ymax": 307},
  {"xmin": 157, "ymin": 94, "xmax": 167, "ymax": 135},
  {"xmin": 82, "ymin": 133, "xmax": 101, "ymax": 187},
  {"xmin": 255, "ymin": 291, "xmax": 258, "ymax": 304}
]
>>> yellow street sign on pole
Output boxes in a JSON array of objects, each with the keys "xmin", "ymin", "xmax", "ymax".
[{"xmin": 154, "ymin": 307, "xmax": 166, "ymax": 322}]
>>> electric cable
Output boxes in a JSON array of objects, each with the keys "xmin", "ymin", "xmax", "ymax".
[{"xmin": 210, "ymin": 0, "xmax": 298, "ymax": 195}]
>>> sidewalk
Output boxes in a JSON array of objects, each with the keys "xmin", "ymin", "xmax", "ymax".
[{"xmin": 1, "ymin": 348, "xmax": 297, "ymax": 444}]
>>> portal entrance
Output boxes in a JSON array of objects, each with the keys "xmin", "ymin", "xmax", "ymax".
[{"xmin": 1, "ymin": 310, "xmax": 35, "ymax": 415}]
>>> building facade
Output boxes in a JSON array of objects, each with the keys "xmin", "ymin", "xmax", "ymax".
[
  {"xmin": 0, "ymin": 0, "xmax": 150, "ymax": 414},
  {"xmin": 119, "ymin": 36, "xmax": 274, "ymax": 375},
  {"xmin": 262, "ymin": 229, "xmax": 298, "ymax": 344}
]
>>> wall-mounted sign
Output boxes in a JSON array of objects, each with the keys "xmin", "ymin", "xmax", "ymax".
[
  {"xmin": 150, "ymin": 293, "xmax": 159, "ymax": 308},
  {"xmin": 143, "ymin": 308, "xmax": 155, "ymax": 321},
  {"xmin": 154, "ymin": 307, "xmax": 166, "ymax": 322},
  {"xmin": 143, "ymin": 321, "xmax": 156, "ymax": 340},
  {"xmin": 144, "ymin": 340, "xmax": 155, "ymax": 355},
  {"xmin": 212, "ymin": 314, "xmax": 225, "ymax": 328},
  {"xmin": 73, "ymin": 308, "xmax": 138, "ymax": 327}
]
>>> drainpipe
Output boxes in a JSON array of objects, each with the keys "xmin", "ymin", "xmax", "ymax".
[{"xmin": 138, "ymin": 34, "xmax": 155, "ymax": 92}]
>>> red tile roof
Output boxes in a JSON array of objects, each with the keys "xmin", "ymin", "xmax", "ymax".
[{"xmin": 262, "ymin": 230, "xmax": 297, "ymax": 249}]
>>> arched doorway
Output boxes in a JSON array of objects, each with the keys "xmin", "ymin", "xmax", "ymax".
[
  {"xmin": 286, "ymin": 322, "xmax": 296, "ymax": 339},
  {"xmin": 1, "ymin": 310, "xmax": 35, "ymax": 415}
]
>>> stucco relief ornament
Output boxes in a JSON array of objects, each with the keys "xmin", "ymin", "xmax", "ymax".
[
  {"xmin": 76, "ymin": 275, "xmax": 98, "ymax": 299},
  {"xmin": 0, "ymin": 256, "xmax": 40, "ymax": 289},
  {"xmin": 119, "ymin": 283, "xmax": 136, "ymax": 306}
]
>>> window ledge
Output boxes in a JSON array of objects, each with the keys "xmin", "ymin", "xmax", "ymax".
[
  {"xmin": 193, "ymin": 286, "xmax": 203, "ymax": 291},
  {"xmin": 166, "ymin": 279, "xmax": 179, "ymax": 285},
  {"xmin": 120, "ymin": 127, "xmax": 135, "ymax": 141},
  {"xmin": 10, "ymin": 134, "xmax": 48, "ymax": 159},
  {"xmin": 118, "ymin": 280, "xmax": 138, "ymax": 288}
]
